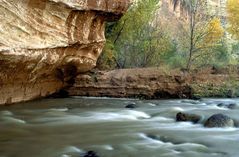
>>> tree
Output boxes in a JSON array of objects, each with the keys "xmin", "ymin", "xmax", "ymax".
[
  {"xmin": 112, "ymin": 0, "xmax": 161, "ymax": 68},
  {"xmin": 98, "ymin": 0, "xmax": 226, "ymax": 70},
  {"xmin": 172, "ymin": 0, "xmax": 224, "ymax": 70},
  {"xmin": 99, "ymin": 0, "xmax": 176, "ymax": 69},
  {"xmin": 227, "ymin": 0, "xmax": 239, "ymax": 40},
  {"xmin": 172, "ymin": 0, "xmax": 192, "ymax": 11}
]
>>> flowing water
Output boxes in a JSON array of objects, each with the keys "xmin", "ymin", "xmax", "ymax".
[{"xmin": 0, "ymin": 97, "xmax": 239, "ymax": 157}]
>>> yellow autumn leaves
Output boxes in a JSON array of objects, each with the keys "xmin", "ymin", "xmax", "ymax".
[
  {"xmin": 227, "ymin": 0, "xmax": 239, "ymax": 40},
  {"xmin": 204, "ymin": 18, "xmax": 224, "ymax": 45},
  {"xmin": 205, "ymin": 0, "xmax": 239, "ymax": 42}
]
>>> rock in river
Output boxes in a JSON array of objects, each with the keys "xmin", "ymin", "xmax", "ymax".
[
  {"xmin": 83, "ymin": 151, "xmax": 99, "ymax": 157},
  {"xmin": 125, "ymin": 103, "xmax": 137, "ymax": 109},
  {"xmin": 204, "ymin": 113, "xmax": 234, "ymax": 128},
  {"xmin": 176, "ymin": 112, "xmax": 202, "ymax": 123},
  {"xmin": 217, "ymin": 103, "xmax": 238, "ymax": 109}
]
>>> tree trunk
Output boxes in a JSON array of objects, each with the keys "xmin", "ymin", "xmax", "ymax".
[
  {"xmin": 186, "ymin": 2, "xmax": 197, "ymax": 71},
  {"xmin": 186, "ymin": 26, "xmax": 194, "ymax": 70}
]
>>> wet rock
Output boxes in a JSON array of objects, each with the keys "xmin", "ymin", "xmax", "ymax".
[
  {"xmin": 159, "ymin": 136, "xmax": 184, "ymax": 145},
  {"xmin": 181, "ymin": 100, "xmax": 200, "ymax": 104},
  {"xmin": 204, "ymin": 114, "xmax": 234, "ymax": 128},
  {"xmin": 49, "ymin": 89, "xmax": 69, "ymax": 98},
  {"xmin": 176, "ymin": 112, "xmax": 201, "ymax": 123},
  {"xmin": 146, "ymin": 134, "xmax": 181, "ymax": 145},
  {"xmin": 217, "ymin": 103, "xmax": 238, "ymax": 109},
  {"xmin": 234, "ymin": 120, "xmax": 239, "ymax": 127},
  {"xmin": 217, "ymin": 103, "xmax": 225, "ymax": 107},
  {"xmin": 228, "ymin": 103, "xmax": 237, "ymax": 109},
  {"xmin": 146, "ymin": 134, "xmax": 161, "ymax": 141},
  {"xmin": 226, "ymin": 89, "xmax": 235, "ymax": 98},
  {"xmin": 191, "ymin": 95, "xmax": 201, "ymax": 100},
  {"xmin": 83, "ymin": 151, "xmax": 99, "ymax": 157},
  {"xmin": 125, "ymin": 103, "xmax": 137, "ymax": 109}
]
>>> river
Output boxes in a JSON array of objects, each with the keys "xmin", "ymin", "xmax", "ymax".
[{"xmin": 0, "ymin": 97, "xmax": 239, "ymax": 157}]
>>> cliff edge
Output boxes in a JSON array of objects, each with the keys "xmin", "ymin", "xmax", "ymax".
[{"xmin": 0, "ymin": 0, "xmax": 131, "ymax": 105}]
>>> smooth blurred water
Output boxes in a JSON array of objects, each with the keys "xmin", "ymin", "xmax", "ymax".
[{"xmin": 0, "ymin": 97, "xmax": 239, "ymax": 157}]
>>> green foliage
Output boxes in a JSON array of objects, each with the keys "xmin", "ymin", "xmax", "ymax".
[
  {"xmin": 170, "ymin": 0, "xmax": 226, "ymax": 70},
  {"xmin": 227, "ymin": 0, "xmax": 239, "ymax": 40},
  {"xmin": 188, "ymin": 40, "xmax": 230, "ymax": 69},
  {"xmin": 99, "ymin": 0, "xmax": 175, "ymax": 69},
  {"xmin": 230, "ymin": 42, "xmax": 239, "ymax": 64},
  {"xmin": 97, "ymin": 39, "xmax": 116, "ymax": 70},
  {"xmin": 159, "ymin": 42, "xmax": 186, "ymax": 69},
  {"xmin": 112, "ymin": 0, "xmax": 161, "ymax": 68},
  {"xmin": 97, "ymin": 0, "xmax": 233, "ymax": 70},
  {"xmin": 192, "ymin": 73, "xmax": 239, "ymax": 98}
]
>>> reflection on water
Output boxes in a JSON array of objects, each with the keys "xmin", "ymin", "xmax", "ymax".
[{"xmin": 0, "ymin": 97, "xmax": 239, "ymax": 157}]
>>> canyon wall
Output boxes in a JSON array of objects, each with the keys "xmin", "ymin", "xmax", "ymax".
[{"xmin": 0, "ymin": 0, "xmax": 131, "ymax": 105}]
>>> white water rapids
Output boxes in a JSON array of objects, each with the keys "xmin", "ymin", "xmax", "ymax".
[{"xmin": 0, "ymin": 97, "xmax": 239, "ymax": 157}]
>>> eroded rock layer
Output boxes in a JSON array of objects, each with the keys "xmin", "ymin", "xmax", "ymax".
[
  {"xmin": 67, "ymin": 68, "xmax": 193, "ymax": 99},
  {"xmin": 67, "ymin": 67, "xmax": 239, "ymax": 99},
  {"xmin": 0, "ymin": 0, "xmax": 130, "ymax": 105}
]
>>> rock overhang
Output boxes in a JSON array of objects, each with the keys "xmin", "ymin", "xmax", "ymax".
[{"xmin": 0, "ymin": 0, "xmax": 131, "ymax": 105}]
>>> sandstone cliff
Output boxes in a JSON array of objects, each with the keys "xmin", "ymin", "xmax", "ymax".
[{"xmin": 0, "ymin": 0, "xmax": 131, "ymax": 105}]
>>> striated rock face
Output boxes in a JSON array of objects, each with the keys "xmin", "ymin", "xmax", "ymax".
[
  {"xmin": 0, "ymin": 0, "xmax": 130, "ymax": 105},
  {"xmin": 67, "ymin": 68, "xmax": 193, "ymax": 99},
  {"xmin": 67, "ymin": 67, "xmax": 239, "ymax": 99}
]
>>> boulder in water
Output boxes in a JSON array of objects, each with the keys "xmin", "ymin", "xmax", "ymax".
[
  {"xmin": 204, "ymin": 113, "xmax": 234, "ymax": 128},
  {"xmin": 217, "ymin": 103, "xmax": 225, "ymax": 107},
  {"xmin": 217, "ymin": 103, "xmax": 238, "ymax": 110},
  {"xmin": 83, "ymin": 151, "xmax": 99, "ymax": 157},
  {"xmin": 234, "ymin": 120, "xmax": 239, "ymax": 127},
  {"xmin": 176, "ymin": 112, "xmax": 201, "ymax": 123},
  {"xmin": 228, "ymin": 103, "xmax": 238, "ymax": 109},
  {"xmin": 125, "ymin": 103, "xmax": 137, "ymax": 109},
  {"xmin": 191, "ymin": 95, "xmax": 201, "ymax": 100}
]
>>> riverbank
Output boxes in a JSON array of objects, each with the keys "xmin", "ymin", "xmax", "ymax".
[{"xmin": 66, "ymin": 67, "xmax": 239, "ymax": 99}]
